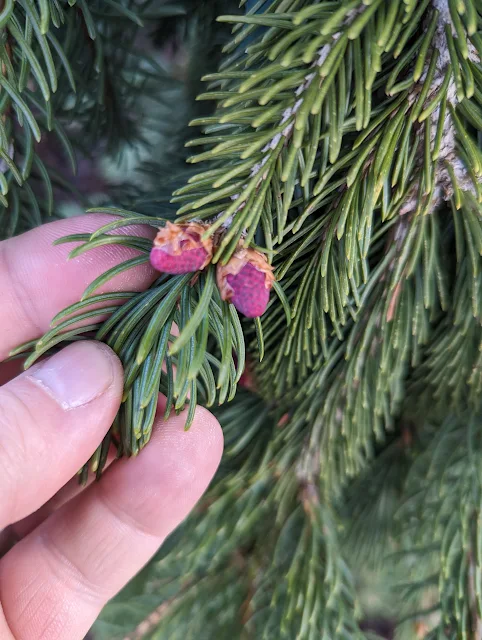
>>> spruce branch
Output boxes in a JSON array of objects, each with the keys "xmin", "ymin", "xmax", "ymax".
[
  {"xmin": 173, "ymin": 1, "xmax": 375, "ymax": 262},
  {"xmin": 400, "ymin": 0, "xmax": 481, "ymax": 215},
  {"xmin": 245, "ymin": 483, "xmax": 363, "ymax": 639},
  {"xmin": 393, "ymin": 415, "xmax": 482, "ymax": 638},
  {"xmin": 12, "ymin": 209, "xmax": 248, "ymax": 479},
  {"xmin": 206, "ymin": 3, "xmax": 366, "ymax": 236}
]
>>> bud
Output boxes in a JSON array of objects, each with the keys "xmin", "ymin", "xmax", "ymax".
[
  {"xmin": 150, "ymin": 222, "xmax": 213, "ymax": 274},
  {"xmin": 217, "ymin": 247, "xmax": 275, "ymax": 318}
]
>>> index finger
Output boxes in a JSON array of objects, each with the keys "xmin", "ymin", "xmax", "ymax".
[{"xmin": 0, "ymin": 214, "xmax": 156, "ymax": 359}]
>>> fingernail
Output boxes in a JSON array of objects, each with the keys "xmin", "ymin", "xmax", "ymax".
[{"xmin": 28, "ymin": 342, "xmax": 115, "ymax": 410}]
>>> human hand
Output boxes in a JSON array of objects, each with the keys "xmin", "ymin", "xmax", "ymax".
[{"xmin": 0, "ymin": 215, "xmax": 224, "ymax": 640}]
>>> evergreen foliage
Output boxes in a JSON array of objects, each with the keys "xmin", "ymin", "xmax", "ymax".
[{"xmin": 3, "ymin": 0, "xmax": 482, "ymax": 637}]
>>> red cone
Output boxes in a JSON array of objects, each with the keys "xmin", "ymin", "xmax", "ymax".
[
  {"xmin": 217, "ymin": 247, "xmax": 275, "ymax": 318},
  {"xmin": 150, "ymin": 222, "xmax": 213, "ymax": 275}
]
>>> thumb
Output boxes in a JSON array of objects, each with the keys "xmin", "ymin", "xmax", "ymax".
[{"xmin": 0, "ymin": 342, "xmax": 123, "ymax": 529}]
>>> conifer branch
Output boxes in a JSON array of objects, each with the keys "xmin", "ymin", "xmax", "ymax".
[{"xmin": 400, "ymin": 0, "xmax": 481, "ymax": 215}]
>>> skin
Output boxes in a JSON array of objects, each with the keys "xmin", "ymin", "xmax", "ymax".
[{"xmin": 0, "ymin": 215, "xmax": 224, "ymax": 640}]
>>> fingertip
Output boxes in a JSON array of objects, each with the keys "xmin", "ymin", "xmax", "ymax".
[
  {"xmin": 97, "ymin": 403, "xmax": 224, "ymax": 539},
  {"xmin": 154, "ymin": 397, "xmax": 224, "ymax": 470},
  {"xmin": 188, "ymin": 404, "xmax": 225, "ymax": 467},
  {"xmin": 149, "ymin": 403, "xmax": 224, "ymax": 483}
]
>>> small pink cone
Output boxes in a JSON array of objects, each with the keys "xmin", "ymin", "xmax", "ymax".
[
  {"xmin": 217, "ymin": 247, "xmax": 275, "ymax": 318},
  {"xmin": 150, "ymin": 222, "xmax": 213, "ymax": 275}
]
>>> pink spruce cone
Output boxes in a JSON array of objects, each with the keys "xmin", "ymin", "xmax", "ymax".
[
  {"xmin": 217, "ymin": 247, "xmax": 275, "ymax": 318},
  {"xmin": 150, "ymin": 222, "xmax": 213, "ymax": 274}
]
